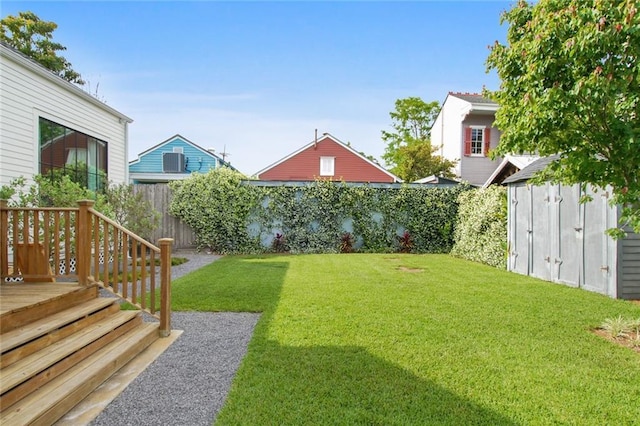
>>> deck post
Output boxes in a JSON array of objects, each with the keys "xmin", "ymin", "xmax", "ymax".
[
  {"xmin": 159, "ymin": 238, "xmax": 173, "ymax": 337},
  {"xmin": 76, "ymin": 200, "xmax": 94, "ymax": 286},
  {"xmin": 1, "ymin": 200, "xmax": 8, "ymax": 277}
]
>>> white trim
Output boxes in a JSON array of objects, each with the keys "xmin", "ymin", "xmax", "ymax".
[
  {"xmin": 319, "ymin": 156, "xmax": 335, "ymax": 176},
  {"xmin": 129, "ymin": 172, "xmax": 195, "ymax": 183},
  {"xmin": 482, "ymin": 155, "xmax": 540, "ymax": 188},
  {"xmin": 469, "ymin": 126, "xmax": 485, "ymax": 156}
]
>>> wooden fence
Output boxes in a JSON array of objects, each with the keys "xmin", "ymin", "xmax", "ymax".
[{"xmin": 133, "ymin": 184, "xmax": 196, "ymax": 249}]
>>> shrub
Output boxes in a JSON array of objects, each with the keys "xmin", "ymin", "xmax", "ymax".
[
  {"xmin": 340, "ymin": 232, "xmax": 354, "ymax": 253},
  {"xmin": 451, "ymin": 185, "xmax": 507, "ymax": 268},
  {"xmin": 271, "ymin": 233, "xmax": 288, "ymax": 253},
  {"xmin": 398, "ymin": 230, "xmax": 414, "ymax": 253},
  {"xmin": 169, "ymin": 168, "xmax": 261, "ymax": 254},
  {"xmin": 104, "ymin": 183, "xmax": 160, "ymax": 241}
]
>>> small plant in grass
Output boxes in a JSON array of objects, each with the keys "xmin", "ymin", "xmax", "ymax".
[
  {"xmin": 339, "ymin": 232, "xmax": 354, "ymax": 253},
  {"xmin": 271, "ymin": 233, "xmax": 288, "ymax": 253},
  {"xmin": 600, "ymin": 315, "xmax": 631, "ymax": 339},
  {"xmin": 397, "ymin": 230, "xmax": 413, "ymax": 253}
]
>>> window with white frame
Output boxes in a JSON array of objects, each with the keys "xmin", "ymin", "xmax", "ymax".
[
  {"xmin": 320, "ymin": 156, "xmax": 335, "ymax": 176},
  {"xmin": 470, "ymin": 128, "xmax": 484, "ymax": 155}
]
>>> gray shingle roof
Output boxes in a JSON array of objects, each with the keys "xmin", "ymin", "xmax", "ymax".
[
  {"xmin": 502, "ymin": 155, "xmax": 561, "ymax": 184},
  {"xmin": 449, "ymin": 92, "xmax": 497, "ymax": 105}
]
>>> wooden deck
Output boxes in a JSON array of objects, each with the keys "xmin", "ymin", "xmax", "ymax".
[{"xmin": 0, "ymin": 282, "xmax": 84, "ymax": 316}]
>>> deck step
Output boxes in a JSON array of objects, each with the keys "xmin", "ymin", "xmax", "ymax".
[
  {"xmin": 0, "ymin": 284, "xmax": 98, "ymax": 334},
  {"xmin": 0, "ymin": 323, "xmax": 159, "ymax": 426},
  {"xmin": 1, "ymin": 310, "xmax": 141, "ymax": 396},
  {"xmin": 1, "ymin": 297, "xmax": 118, "ymax": 355}
]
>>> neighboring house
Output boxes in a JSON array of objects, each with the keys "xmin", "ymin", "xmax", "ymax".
[
  {"xmin": 503, "ymin": 156, "xmax": 639, "ymax": 300},
  {"xmin": 128, "ymin": 134, "xmax": 233, "ymax": 183},
  {"xmin": 413, "ymin": 175, "xmax": 461, "ymax": 185},
  {"xmin": 256, "ymin": 133, "xmax": 401, "ymax": 183},
  {"xmin": 431, "ymin": 91, "xmax": 537, "ymax": 186},
  {"xmin": 0, "ymin": 42, "xmax": 132, "ymax": 190}
]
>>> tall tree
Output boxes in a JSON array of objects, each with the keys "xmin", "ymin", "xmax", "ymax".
[
  {"xmin": 381, "ymin": 97, "xmax": 455, "ymax": 181},
  {"xmin": 394, "ymin": 143, "xmax": 457, "ymax": 182},
  {"xmin": 486, "ymin": 0, "xmax": 640, "ymax": 236},
  {"xmin": 1, "ymin": 11, "xmax": 84, "ymax": 84}
]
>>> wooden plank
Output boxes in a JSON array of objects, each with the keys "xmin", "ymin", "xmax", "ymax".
[
  {"xmin": 0, "ymin": 323, "xmax": 159, "ymax": 426},
  {"xmin": 0, "ymin": 285, "xmax": 97, "ymax": 333},
  {"xmin": 0, "ymin": 314, "xmax": 142, "ymax": 411},
  {"xmin": 0, "ymin": 311, "xmax": 140, "ymax": 394},
  {"xmin": 0, "ymin": 300, "xmax": 119, "ymax": 368}
]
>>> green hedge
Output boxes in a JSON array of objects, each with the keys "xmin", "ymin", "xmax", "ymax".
[
  {"xmin": 169, "ymin": 169, "xmax": 471, "ymax": 254},
  {"xmin": 451, "ymin": 185, "xmax": 507, "ymax": 268}
]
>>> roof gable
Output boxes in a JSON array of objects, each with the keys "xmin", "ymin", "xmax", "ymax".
[
  {"xmin": 0, "ymin": 42, "xmax": 132, "ymax": 123},
  {"xmin": 502, "ymin": 155, "xmax": 561, "ymax": 184},
  {"xmin": 255, "ymin": 133, "xmax": 401, "ymax": 182},
  {"xmin": 129, "ymin": 134, "xmax": 224, "ymax": 165},
  {"xmin": 448, "ymin": 92, "xmax": 497, "ymax": 107}
]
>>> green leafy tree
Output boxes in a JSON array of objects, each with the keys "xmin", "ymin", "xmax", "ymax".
[
  {"xmin": 381, "ymin": 97, "xmax": 456, "ymax": 181},
  {"xmin": 486, "ymin": 0, "xmax": 640, "ymax": 236},
  {"xmin": 394, "ymin": 143, "xmax": 457, "ymax": 182},
  {"xmin": 104, "ymin": 183, "xmax": 160, "ymax": 241},
  {"xmin": 1, "ymin": 11, "xmax": 84, "ymax": 84}
]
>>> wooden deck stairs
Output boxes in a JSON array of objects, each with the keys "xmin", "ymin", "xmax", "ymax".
[{"xmin": 0, "ymin": 282, "xmax": 160, "ymax": 426}]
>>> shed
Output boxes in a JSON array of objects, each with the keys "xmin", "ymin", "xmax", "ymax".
[{"xmin": 503, "ymin": 157, "xmax": 639, "ymax": 300}]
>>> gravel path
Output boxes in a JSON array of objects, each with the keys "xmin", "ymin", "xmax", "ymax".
[{"xmin": 90, "ymin": 251, "xmax": 260, "ymax": 426}]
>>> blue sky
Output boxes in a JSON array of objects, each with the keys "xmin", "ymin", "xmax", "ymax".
[{"xmin": 3, "ymin": 1, "xmax": 513, "ymax": 175}]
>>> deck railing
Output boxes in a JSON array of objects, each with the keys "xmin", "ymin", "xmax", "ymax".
[{"xmin": 0, "ymin": 199, "xmax": 173, "ymax": 337}]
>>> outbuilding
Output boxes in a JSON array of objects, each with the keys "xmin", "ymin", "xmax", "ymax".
[{"xmin": 503, "ymin": 156, "xmax": 639, "ymax": 300}]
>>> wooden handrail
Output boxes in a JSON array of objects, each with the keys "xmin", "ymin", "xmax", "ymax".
[{"xmin": 0, "ymin": 199, "xmax": 173, "ymax": 337}]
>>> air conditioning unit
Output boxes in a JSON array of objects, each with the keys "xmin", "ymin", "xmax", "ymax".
[{"xmin": 163, "ymin": 152, "xmax": 185, "ymax": 173}]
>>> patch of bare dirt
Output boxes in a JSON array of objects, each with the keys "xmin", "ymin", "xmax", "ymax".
[
  {"xmin": 592, "ymin": 329, "xmax": 640, "ymax": 354},
  {"xmin": 397, "ymin": 266, "xmax": 423, "ymax": 273}
]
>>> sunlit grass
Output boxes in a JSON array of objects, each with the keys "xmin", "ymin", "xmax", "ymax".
[{"xmin": 172, "ymin": 254, "xmax": 640, "ymax": 425}]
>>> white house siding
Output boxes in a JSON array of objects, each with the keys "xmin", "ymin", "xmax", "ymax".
[
  {"xmin": 432, "ymin": 95, "xmax": 467, "ymax": 177},
  {"xmin": 459, "ymin": 115, "xmax": 502, "ymax": 186},
  {"xmin": 0, "ymin": 45, "xmax": 132, "ymax": 189}
]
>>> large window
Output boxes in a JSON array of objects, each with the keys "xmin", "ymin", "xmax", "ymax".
[{"xmin": 39, "ymin": 118, "xmax": 107, "ymax": 191}]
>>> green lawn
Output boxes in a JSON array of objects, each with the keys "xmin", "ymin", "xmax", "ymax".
[{"xmin": 171, "ymin": 254, "xmax": 640, "ymax": 425}]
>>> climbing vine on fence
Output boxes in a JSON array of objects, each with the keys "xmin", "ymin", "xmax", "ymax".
[
  {"xmin": 169, "ymin": 168, "xmax": 471, "ymax": 254},
  {"xmin": 451, "ymin": 185, "xmax": 507, "ymax": 268}
]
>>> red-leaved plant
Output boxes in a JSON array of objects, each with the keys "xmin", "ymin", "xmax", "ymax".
[
  {"xmin": 398, "ymin": 230, "xmax": 413, "ymax": 253},
  {"xmin": 340, "ymin": 232, "xmax": 354, "ymax": 253}
]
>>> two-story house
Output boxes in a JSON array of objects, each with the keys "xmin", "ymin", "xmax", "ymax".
[{"xmin": 431, "ymin": 92, "xmax": 536, "ymax": 186}]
